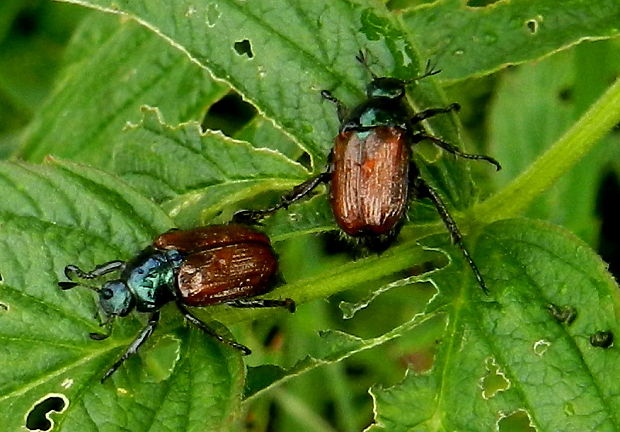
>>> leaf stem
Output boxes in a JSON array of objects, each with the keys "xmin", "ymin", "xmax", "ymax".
[{"xmin": 474, "ymin": 75, "xmax": 620, "ymax": 222}]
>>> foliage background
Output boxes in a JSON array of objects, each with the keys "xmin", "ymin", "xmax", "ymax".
[{"xmin": 0, "ymin": 0, "xmax": 619, "ymax": 431}]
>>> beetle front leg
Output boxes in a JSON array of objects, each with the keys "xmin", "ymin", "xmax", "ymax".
[
  {"xmin": 226, "ymin": 298, "xmax": 296, "ymax": 313},
  {"xmin": 409, "ymin": 103, "xmax": 460, "ymax": 124},
  {"xmin": 412, "ymin": 133, "xmax": 501, "ymax": 171},
  {"xmin": 414, "ymin": 177, "xmax": 489, "ymax": 295},
  {"xmin": 233, "ymin": 172, "xmax": 331, "ymax": 225},
  {"xmin": 176, "ymin": 301, "xmax": 252, "ymax": 355},
  {"xmin": 101, "ymin": 311, "xmax": 160, "ymax": 382},
  {"xmin": 321, "ymin": 90, "xmax": 348, "ymax": 122},
  {"xmin": 62, "ymin": 261, "xmax": 126, "ymax": 282}
]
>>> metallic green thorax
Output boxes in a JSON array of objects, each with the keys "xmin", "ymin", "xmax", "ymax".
[
  {"xmin": 341, "ymin": 78, "xmax": 410, "ymax": 133},
  {"xmin": 99, "ymin": 248, "xmax": 183, "ymax": 316}
]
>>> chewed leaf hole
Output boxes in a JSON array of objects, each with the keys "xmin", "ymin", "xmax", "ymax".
[
  {"xmin": 481, "ymin": 357, "xmax": 509, "ymax": 399},
  {"xmin": 497, "ymin": 409, "xmax": 536, "ymax": 432},
  {"xmin": 525, "ymin": 17, "xmax": 542, "ymax": 34},
  {"xmin": 26, "ymin": 394, "xmax": 68, "ymax": 431},
  {"xmin": 202, "ymin": 92, "xmax": 256, "ymax": 135},
  {"xmin": 466, "ymin": 0, "xmax": 501, "ymax": 7},
  {"xmin": 0, "ymin": 301, "xmax": 8, "ymax": 311},
  {"xmin": 234, "ymin": 39, "xmax": 254, "ymax": 58}
]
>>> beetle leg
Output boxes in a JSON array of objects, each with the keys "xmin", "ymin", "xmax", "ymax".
[
  {"xmin": 226, "ymin": 298, "xmax": 296, "ymax": 313},
  {"xmin": 412, "ymin": 133, "xmax": 501, "ymax": 171},
  {"xmin": 64, "ymin": 260, "xmax": 126, "ymax": 281},
  {"xmin": 176, "ymin": 301, "xmax": 252, "ymax": 355},
  {"xmin": 414, "ymin": 177, "xmax": 489, "ymax": 295},
  {"xmin": 321, "ymin": 90, "xmax": 348, "ymax": 122},
  {"xmin": 100, "ymin": 311, "xmax": 160, "ymax": 382},
  {"xmin": 233, "ymin": 172, "xmax": 331, "ymax": 225},
  {"xmin": 409, "ymin": 103, "xmax": 460, "ymax": 124},
  {"xmin": 90, "ymin": 313, "xmax": 115, "ymax": 340}
]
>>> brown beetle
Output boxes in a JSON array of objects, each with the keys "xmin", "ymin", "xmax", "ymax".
[
  {"xmin": 59, "ymin": 224, "xmax": 294, "ymax": 381},
  {"xmin": 234, "ymin": 53, "xmax": 500, "ymax": 293}
]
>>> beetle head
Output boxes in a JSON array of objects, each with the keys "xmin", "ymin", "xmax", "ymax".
[
  {"xmin": 366, "ymin": 77, "xmax": 406, "ymax": 100},
  {"xmin": 99, "ymin": 280, "xmax": 135, "ymax": 317}
]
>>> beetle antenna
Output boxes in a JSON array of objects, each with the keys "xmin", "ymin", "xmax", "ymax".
[
  {"xmin": 355, "ymin": 50, "xmax": 378, "ymax": 79},
  {"xmin": 405, "ymin": 59, "xmax": 441, "ymax": 85}
]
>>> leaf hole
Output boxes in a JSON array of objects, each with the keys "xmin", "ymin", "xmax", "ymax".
[
  {"xmin": 205, "ymin": 3, "xmax": 221, "ymax": 27},
  {"xmin": 557, "ymin": 87, "xmax": 573, "ymax": 103},
  {"xmin": 497, "ymin": 409, "xmax": 536, "ymax": 431},
  {"xmin": 0, "ymin": 301, "xmax": 8, "ymax": 311},
  {"xmin": 597, "ymin": 173, "xmax": 620, "ymax": 278},
  {"xmin": 296, "ymin": 151, "xmax": 312, "ymax": 171},
  {"xmin": 202, "ymin": 92, "xmax": 257, "ymax": 136},
  {"xmin": 525, "ymin": 17, "xmax": 541, "ymax": 34},
  {"xmin": 590, "ymin": 330, "xmax": 613, "ymax": 348},
  {"xmin": 262, "ymin": 324, "xmax": 286, "ymax": 351},
  {"xmin": 545, "ymin": 303, "xmax": 577, "ymax": 325},
  {"xmin": 234, "ymin": 39, "xmax": 254, "ymax": 58},
  {"xmin": 532, "ymin": 339, "xmax": 550, "ymax": 356},
  {"xmin": 25, "ymin": 394, "xmax": 68, "ymax": 431},
  {"xmin": 466, "ymin": 0, "xmax": 502, "ymax": 7},
  {"xmin": 480, "ymin": 357, "xmax": 510, "ymax": 399}
]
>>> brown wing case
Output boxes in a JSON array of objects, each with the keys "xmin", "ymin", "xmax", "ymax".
[
  {"xmin": 154, "ymin": 224, "xmax": 270, "ymax": 253},
  {"xmin": 176, "ymin": 242, "xmax": 278, "ymax": 306},
  {"xmin": 330, "ymin": 126, "xmax": 410, "ymax": 236}
]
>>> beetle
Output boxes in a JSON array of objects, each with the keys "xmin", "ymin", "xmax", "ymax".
[
  {"xmin": 235, "ymin": 52, "xmax": 500, "ymax": 293},
  {"xmin": 58, "ymin": 224, "xmax": 294, "ymax": 382}
]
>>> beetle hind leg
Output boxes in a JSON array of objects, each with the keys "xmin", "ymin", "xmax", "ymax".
[
  {"xmin": 176, "ymin": 302, "xmax": 252, "ymax": 355},
  {"xmin": 415, "ymin": 177, "xmax": 489, "ymax": 295},
  {"xmin": 233, "ymin": 173, "xmax": 330, "ymax": 225}
]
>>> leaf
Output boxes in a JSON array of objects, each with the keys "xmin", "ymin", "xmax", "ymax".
[
  {"xmin": 0, "ymin": 160, "xmax": 244, "ymax": 431},
  {"xmin": 403, "ymin": 0, "xmax": 620, "ymax": 82},
  {"xmin": 17, "ymin": 12, "xmax": 227, "ymax": 167},
  {"xmin": 55, "ymin": 0, "xmax": 483, "ymax": 208},
  {"xmin": 113, "ymin": 107, "xmax": 310, "ymax": 227},
  {"xmin": 368, "ymin": 218, "xmax": 620, "ymax": 431},
  {"xmin": 489, "ymin": 41, "xmax": 620, "ymax": 246}
]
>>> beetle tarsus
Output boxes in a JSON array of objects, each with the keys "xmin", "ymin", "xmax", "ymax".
[
  {"xmin": 234, "ymin": 173, "xmax": 330, "ymax": 225},
  {"xmin": 176, "ymin": 301, "xmax": 252, "ymax": 355},
  {"xmin": 413, "ymin": 133, "xmax": 501, "ymax": 171}
]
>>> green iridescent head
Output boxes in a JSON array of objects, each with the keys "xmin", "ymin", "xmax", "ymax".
[
  {"xmin": 99, "ymin": 280, "xmax": 135, "ymax": 317},
  {"xmin": 366, "ymin": 77, "xmax": 406, "ymax": 100}
]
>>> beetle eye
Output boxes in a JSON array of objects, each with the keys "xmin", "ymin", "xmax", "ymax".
[{"xmin": 101, "ymin": 288, "xmax": 113, "ymax": 300}]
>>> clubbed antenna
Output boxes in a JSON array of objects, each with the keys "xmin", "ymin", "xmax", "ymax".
[{"xmin": 355, "ymin": 49, "xmax": 378, "ymax": 79}]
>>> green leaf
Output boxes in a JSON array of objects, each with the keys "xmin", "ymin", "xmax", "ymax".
[
  {"xmin": 0, "ymin": 160, "xmax": 244, "ymax": 431},
  {"xmin": 113, "ymin": 107, "xmax": 309, "ymax": 227},
  {"xmin": 17, "ymin": 12, "xmax": 227, "ymax": 167},
  {"xmin": 54, "ymin": 0, "xmax": 479, "ymax": 207},
  {"xmin": 368, "ymin": 219, "xmax": 620, "ymax": 431},
  {"xmin": 403, "ymin": 0, "xmax": 620, "ymax": 82},
  {"xmin": 488, "ymin": 41, "xmax": 620, "ymax": 246}
]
